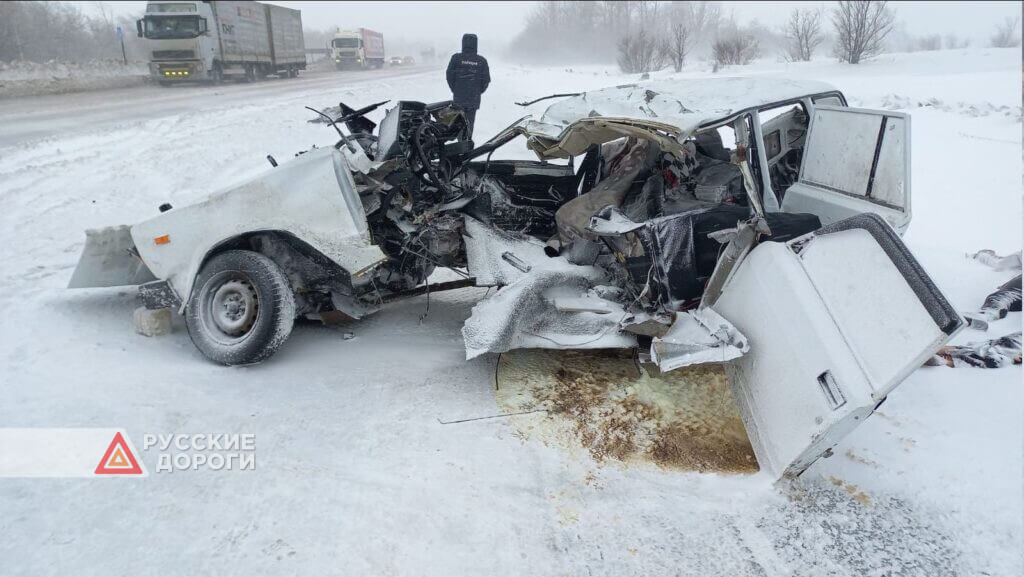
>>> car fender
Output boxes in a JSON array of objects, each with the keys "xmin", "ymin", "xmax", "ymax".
[{"xmin": 131, "ymin": 147, "xmax": 386, "ymax": 311}]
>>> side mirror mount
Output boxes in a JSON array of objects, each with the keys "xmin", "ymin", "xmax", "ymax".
[{"xmin": 136, "ymin": 19, "xmax": 143, "ymax": 38}]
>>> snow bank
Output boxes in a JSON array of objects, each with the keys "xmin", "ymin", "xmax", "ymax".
[{"xmin": 0, "ymin": 59, "xmax": 150, "ymax": 98}]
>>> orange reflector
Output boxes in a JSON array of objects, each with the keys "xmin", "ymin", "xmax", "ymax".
[{"xmin": 154, "ymin": 235, "xmax": 170, "ymax": 245}]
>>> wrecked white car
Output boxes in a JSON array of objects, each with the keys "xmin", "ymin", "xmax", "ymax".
[{"xmin": 70, "ymin": 77, "xmax": 962, "ymax": 478}]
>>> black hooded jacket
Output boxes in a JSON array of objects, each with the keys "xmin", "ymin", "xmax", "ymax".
[{"xmin": 446, "ymin": 34, "xmax": 490, "ymax": 110}]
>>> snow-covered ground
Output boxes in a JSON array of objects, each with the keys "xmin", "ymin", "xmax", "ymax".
[
  {"xmin": 0, "ymin": 48, "xmax": 1020, "ymax": 576},
  {"xmin": 0, "ymin": 59, "xmax": 150, "ymax": 99}
]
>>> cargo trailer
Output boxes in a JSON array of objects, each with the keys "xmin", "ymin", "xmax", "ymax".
[{"xmin": 137, "ymin": 0, "xmax": 306, "ymax": 84}]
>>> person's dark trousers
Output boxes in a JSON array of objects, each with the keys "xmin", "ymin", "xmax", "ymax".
[{"xmin": 462, "ymin": 108, "xmax": 476, "ymax": 139}]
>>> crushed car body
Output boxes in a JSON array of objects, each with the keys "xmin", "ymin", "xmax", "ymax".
[{"xmin": 68, "ymin": 77, "xmax": 963, "ymax": 478}]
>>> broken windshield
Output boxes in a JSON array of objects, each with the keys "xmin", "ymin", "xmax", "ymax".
[{"xmin": 143, "ymin": 15, "xmax": 201, "ymax": 39}]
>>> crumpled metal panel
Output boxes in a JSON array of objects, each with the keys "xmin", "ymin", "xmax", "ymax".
[
  {"xmin": 131, "ymin": 147, "xmax": 387, "ymax": 308},
  {"xmin": 68, "ymin": 225, "xmax": 157, "ymax": 288},
  {"xmin": 554, "ymin": 139, "xmax": 652, "ymax": 244},
  {"xmin": 461, "ymin": 268, "xmax": 635, "ymax": 359},
  {"xmin": 651, "ymin": 306, "xmax": 749, "ymax": 372},
  {"xmin": 463, "ymin": 216, "xmax": 553, "ymax": 287}
]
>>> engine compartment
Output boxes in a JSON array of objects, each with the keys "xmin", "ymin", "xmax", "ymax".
[{"xmin": 308, "ymin": 99, "xmax": 821, "ymax": 346}]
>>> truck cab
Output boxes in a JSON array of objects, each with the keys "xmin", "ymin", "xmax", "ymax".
[
  {"xmin": 137, "ymin": 1, "xmax": 219, "ymax": 82},
  {"xmin": 331, "ymin": 29, "xmax": 383, "ymax": 70},
  {"xmin": 331, "ymin": 30, "xmax": 363, "ymax": 69},
  {"xmin": 138, "ymin": 1, "xmax": 305, "ymax": 84}
]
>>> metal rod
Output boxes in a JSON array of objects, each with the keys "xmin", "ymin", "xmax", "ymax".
[
  {"xmin": 515, "ymin": 93, "xmax": 581, "ymax": 107},
  {"xmin": 437, "ymin": 409, "xmax": 548, "ymax": 425},
  {"xmin": 381, "ymin": 277, "xmax": 477, "ymax": 303}
]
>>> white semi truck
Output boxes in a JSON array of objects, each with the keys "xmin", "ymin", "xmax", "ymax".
[
  {"xmin": 330, "ymin": 28, "xmax": 385, "ymax": 70},
  {"xmin": 137, "ymin": 0, "xmax": 306, "ymax": 84}
]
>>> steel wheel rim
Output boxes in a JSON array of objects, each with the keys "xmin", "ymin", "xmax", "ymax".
[{"xmin": 198, "ymin": 271, "xmax": 260, "ymax": 345}]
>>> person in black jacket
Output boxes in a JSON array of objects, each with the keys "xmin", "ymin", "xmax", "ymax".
[{"xmin": 446, "ymin": 33, "xmax": 490, "ymax": 138}]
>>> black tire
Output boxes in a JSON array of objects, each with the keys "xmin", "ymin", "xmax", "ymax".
[{"xmin": 185, "ymin": 250, "xmax": 295, "ymax": 365}]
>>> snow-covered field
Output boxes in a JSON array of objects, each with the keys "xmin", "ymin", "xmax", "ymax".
[{"xmin": 0, "ymin": 48, "xmax": 1020, "ymax": 576}]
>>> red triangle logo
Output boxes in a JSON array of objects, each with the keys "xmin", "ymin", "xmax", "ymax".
[{"xmin": 95, "ymin": 432, "xmax": 143, "ymax": 475}]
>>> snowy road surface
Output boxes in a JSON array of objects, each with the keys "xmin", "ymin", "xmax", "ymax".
[
  {"xmin": 0, "ymin": 49, "xmax": 1021, "ymax": 576},
  {"xmin": 0, "ymin": 65, "xmax": 441, "ymax": 148}
]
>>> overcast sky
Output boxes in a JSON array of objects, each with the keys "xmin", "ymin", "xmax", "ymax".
[{"xmin": 82, "ymin": 1, "xmax": 1021, "ymax": 52}]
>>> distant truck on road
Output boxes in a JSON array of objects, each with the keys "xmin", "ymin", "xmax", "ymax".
[
  {"xmin": 331, "ymin": 28, "xmax": 385, "ymax": 70},
  {"xmin": 137, "ymin": 0, "xmax": 306, "ymax": 84}
]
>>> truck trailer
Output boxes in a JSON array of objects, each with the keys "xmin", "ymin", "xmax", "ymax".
[
  {"xmin": 331, "ymin": 28, "xmax": 385, "ymax": 70},
  {"xmin": 137, "ymin": 0, "xmax": 306, "ymax": 84}
]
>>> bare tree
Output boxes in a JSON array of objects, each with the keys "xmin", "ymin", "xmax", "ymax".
[
  {"xmin": 687, "ymin": 0, "xmax": 721, "ymax": 39},
  {"xmin": 0, "ymin": 2, "xmax": 27, "ymax": 60},
  {"xmin": 658, "ymin": 1, "xmax": 721, "ymax": 72},
  {"xmin": 712, "ymin": 27, "xmax": 760, "ymax": 68},
  {"xmin": 783, "ymin": 8, "xmax": 823, "ymax": 62},
  {"xmin": 0, "ymin": 1, "xmax": 136, "ymax": 62},
  {"xmin": 662, "ymin": 19, "xmax": 691, "ymax": 72},
  {"xmin": 93, "ymin": 1, "xmax": 114, "ymax": 27},
  {"xmin": 618, "ymin": 30, "xmax": 667, "ymax": 73},
  {"xmin": 508, "ymin": 1, "xmax": 723, "ymax": 66},
  {"xmin": 831, "ymin": 0, "xmax": 895, "ymax": 64},
  {"xmin": 617, "ymin": 1, "xmax": 668, "ymax": 74},
  {"xmin": 990, "ymin": 15, "xmax": 1021, "ymax": 48}
]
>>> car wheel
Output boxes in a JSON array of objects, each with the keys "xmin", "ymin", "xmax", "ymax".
[{"xmin": 185, "ymin": 250, "xmax": 295, "ymax": 365}]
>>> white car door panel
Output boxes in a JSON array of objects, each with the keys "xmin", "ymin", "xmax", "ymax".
[
  {"xmin": 713, "ymin": 214, "xmax": 961, "ymax": 479},
  {"xmin": 782, "ymin": 105, "xmax": 911, "ymax": 234}
]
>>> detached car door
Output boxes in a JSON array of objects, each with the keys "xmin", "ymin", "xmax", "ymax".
[
  {"xmin": 780, "ymin": 105, "xmax": 911, "ymax": 234},
  {"xmin": 712, "ymin": 213, "xmax": 962, "ymax": 479}
]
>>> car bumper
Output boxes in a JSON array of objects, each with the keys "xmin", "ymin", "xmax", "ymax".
[{"xmin": 150, "ymin": 61, "xmax": 205, "ymax": 80}]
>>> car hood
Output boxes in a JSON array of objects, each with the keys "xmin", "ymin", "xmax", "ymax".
[{"xmin": 506, "ymin": 77, "xmax": 839, "ymax": 160}]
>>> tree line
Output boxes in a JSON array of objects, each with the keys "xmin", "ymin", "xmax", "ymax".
[
  {"xmin": 0, "ymin": 1, "xmax": 144, "ymax": 62},
  {"xmin": 508, "ymin": 1, "xmax": 1022, "ymax": 73}
]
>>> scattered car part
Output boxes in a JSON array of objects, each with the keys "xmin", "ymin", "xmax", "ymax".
[
  {"xmin": 712, "ymin": 214, "xmax": 963, "ymax": 478},
  {"xmin": 501, "ymin": 251, "xmax": 532, "ymax": 273},
  {"xmin": 651, "ymin": 307, "xmax": 749, "ymax": 372},
  {"xmin": 927, "ymin": 332, "xmax": 1022, "ymax": 368},
  {"xmin": 68, "ymin": 226, "xmax": 156, "ymax": 288}
]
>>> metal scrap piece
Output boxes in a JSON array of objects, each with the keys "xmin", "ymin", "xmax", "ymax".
[
  {"xmin": 651, "ymin": 307, "xmax": 749, "ymax": 372},
  {"xmin": 502, "ymin": 251, "xmax": 532, "ymax": 273}
]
